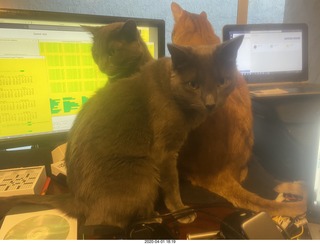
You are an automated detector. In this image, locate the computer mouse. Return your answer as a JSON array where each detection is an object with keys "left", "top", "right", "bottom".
[{"left": 219, "top": 209, "right": 256, "bottom": 239}]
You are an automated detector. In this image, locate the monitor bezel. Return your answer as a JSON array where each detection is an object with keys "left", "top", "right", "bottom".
[
  {"left": 0, "top": 8, "right": 165, "bottom": 57},
  {"left": 0, "top": 8, "right": 165, "bottom": 151}
]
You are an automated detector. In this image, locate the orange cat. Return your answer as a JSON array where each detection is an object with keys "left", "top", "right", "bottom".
[{"left": 171, "top": 2, "right": 307, "bottom": 217}]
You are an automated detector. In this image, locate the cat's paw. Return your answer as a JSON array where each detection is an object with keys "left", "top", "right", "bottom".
[
  {"left": 176, "top": 211, "right": 197, "bottom": 224},
  {"left": 274, "top": 181, "right": 307, "bottom": 197},
  {"left": 171, "top": 207, "right": 197, "bottom": 224},
  {"left": 139, "top": 211, "right": 163, "bottom": 224},
  {"left": 149, "top": 211, "right": 163, "bottom": 224}
]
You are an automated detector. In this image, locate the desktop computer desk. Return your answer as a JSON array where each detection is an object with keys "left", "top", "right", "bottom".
[
  {"left": 251, "top": 94, "right": 320, "bottom": 182},
  {"left": 0, "top": 149, "right": 314, "bottom": 239},
  {"left": 45, "top": 176, "right": 314, "bottom": 240},
  {"left": 2, "top": 94, "right": 319, "bottom": 240},
  {"left": 46, "top": 176, "right": 236, "bottom": 240}
]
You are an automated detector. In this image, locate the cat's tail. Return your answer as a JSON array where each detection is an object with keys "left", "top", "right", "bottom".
[{"left": 0, "top": 193, "right": 82, "bottom": 219}]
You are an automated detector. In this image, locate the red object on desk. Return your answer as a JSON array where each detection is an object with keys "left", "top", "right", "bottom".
[{"left": 40, "top": 177, "right": 51, "bottom": 195}]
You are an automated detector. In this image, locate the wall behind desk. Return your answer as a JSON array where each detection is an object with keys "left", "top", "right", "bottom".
[
  {"left": 1, "top": 0, "right": 284, "bottom": 55},
  {"left": 0, "top": 0, "right": 236, "bottom": 55},
  {"left": 284, "top": 0, "right": 320, "bottom": 84}
]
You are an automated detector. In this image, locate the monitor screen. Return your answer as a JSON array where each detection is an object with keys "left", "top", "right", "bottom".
[
  {"left": 233, "top": 30, "right": 303, "bottom": 76},
  {"left": 0, "top": 9, "right": 165, "bottom": 152},
  {"left": 223, "top": 23, "right": 308, "bottom": 83}
]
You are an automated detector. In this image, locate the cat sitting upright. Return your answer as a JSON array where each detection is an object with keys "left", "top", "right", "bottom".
[
  {"left": 0, "top": 36, "right": 244, "bottom": 228},
  {"left": 83, "top": 20, "right": 153, "bottom": 81},
  {"left": 171, "top": 2, "right": 307, "bottom": 217}
]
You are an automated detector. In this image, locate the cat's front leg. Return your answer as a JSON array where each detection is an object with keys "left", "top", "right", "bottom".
[{"left": 159, "top": 152, "right": 196, "bottom": 224}]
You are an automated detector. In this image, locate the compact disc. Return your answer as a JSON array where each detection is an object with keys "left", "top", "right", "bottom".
[{"left": 4, "top": 214, "right": 70, "bottom": 240}]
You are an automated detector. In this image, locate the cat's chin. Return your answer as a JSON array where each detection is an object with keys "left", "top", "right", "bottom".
[
  {"left": 208, "top": 105, "right": 224, "bottom": 115},
  {"left": 191, "top": 114, "right": 209, "bottom": 129}
]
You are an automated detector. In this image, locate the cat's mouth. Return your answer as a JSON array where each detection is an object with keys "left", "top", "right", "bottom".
[
  {"left": 103, "top": 61, "right": 140, "bottom": 80},
  {"left": 100, "top": 64, "right": 121, "bottom": 79},
  {"left": 205, "top": 104, "right": 216, "bottom": 112}
]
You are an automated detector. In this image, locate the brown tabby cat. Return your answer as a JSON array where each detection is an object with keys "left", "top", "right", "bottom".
[
  {"left": 171, "top": 2, "right": 307, "bottom": 217},
  {"left": 0, "top": 37, "right": 244, "bottom": 228},
  {"left": 83, "top": 20, "right": 153, "bottom": 80}
]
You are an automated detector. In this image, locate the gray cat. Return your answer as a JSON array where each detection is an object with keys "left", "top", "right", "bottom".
[
  {"left": 0, "top": 36, "right": 243, "bottom": 229},
  {"left": 83, "top": 20, "right": 153, "bottom": 81}
]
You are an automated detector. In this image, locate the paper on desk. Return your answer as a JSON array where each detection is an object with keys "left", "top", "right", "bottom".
[{"left": 252, "top": 88, "right": 289, "bottom": 95}]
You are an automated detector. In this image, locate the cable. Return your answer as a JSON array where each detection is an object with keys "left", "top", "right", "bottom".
[
  {"left": 272, "top": 215, "right": 307, "bottom": 239},
  {"left": 130, "top": 203, "right": 247, "bottom": 240},
  {"left": 291, "top": 225, "right": 304, "bottom": 240}
]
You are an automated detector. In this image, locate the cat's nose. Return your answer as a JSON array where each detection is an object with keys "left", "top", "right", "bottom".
[
  {"left": 205, "top": 94, "right": 216, "bottom": 111},
  {"left": 205, "top": 104, "right": 216, "bottom": 111}
]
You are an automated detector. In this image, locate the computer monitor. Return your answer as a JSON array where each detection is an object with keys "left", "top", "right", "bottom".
[
  {"left": 0, "top": 9, "right": 165, "bottom": 157},
  {"left": 222, "top": 23, "right": 308, "bottom": 83}
]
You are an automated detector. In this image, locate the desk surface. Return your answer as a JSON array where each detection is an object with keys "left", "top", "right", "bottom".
[
  {"left": 46, "top": 177, "right": 236, "bottom": 239},
  {"left": 44, "top": 177, "right": 313, "bottom": 240}
]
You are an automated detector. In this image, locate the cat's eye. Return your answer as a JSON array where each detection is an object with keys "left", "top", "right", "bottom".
[
  {"left": 221, "top": 75, "right": 233, "bottom": 85},
  {"left": 108, "top": 49, "right": 116, "bottom": 57},
  {"left": 188, "top": 80, "right": 200, "bottom": 89}
]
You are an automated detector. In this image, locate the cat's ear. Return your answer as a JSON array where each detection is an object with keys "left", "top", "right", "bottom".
[
  {"left": 167, "top": 43, "right": 192, "bottom": 70},
  {"left": 200, "top": 11, "right": 207, "bottom": 19},
  {"left": 81, "top": 25, "right": 100, "bottom": 36},
  {"left": 216, "top": 35, "right": 244, "bottom": 65},
  {"left": 120, "top": 20, "right": 138, "bottom": 42},
  {"left": 171, "top": 2, "right": 184, "bottom": 23}
]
